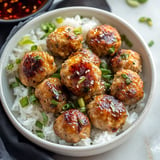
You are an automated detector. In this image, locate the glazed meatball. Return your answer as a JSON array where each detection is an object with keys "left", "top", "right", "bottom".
[
  {"left": 60, "top": 54, "right": 105, "bottom": 99},
  {"left": 110, "top": 49, "right": 142, "bottom": 73},
  {"left": 54, "top": 109, "right": 91, "bottom": 143},
  {"left": 87, "top": 95, "right": 127, "bottom": 132},
  {"left": 69, "top": 48, "right": 101, "bottom": 67},
  {"left": 35, "top": 77, "right": 67, "bottom": 113},
  {"left": 86, "top": 24, "right": 121, "bottom": 57},
  {"left": 19, "top": 51, "right": 57, "bottom": 87},
  {"left": 110, "top": 69, "right": 144, "bottom": 105},
  {"left": 47, "top": 25, "right": 83, "bottom": 59}
]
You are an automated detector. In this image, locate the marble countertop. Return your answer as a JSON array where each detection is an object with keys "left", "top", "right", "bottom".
[{"left": 54, "top": 0, "right": 160, "bottom": 159}]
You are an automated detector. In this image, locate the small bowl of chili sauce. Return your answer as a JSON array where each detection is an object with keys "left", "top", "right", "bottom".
[{"left": 0, "top": 0, "right": 53, "bottom": 23}]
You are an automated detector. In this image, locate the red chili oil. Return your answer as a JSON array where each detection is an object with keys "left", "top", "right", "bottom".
[{"left": 0, "top": 0, "right": 47, "bottom": 20}]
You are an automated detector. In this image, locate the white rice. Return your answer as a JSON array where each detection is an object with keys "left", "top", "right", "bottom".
[{"left": 7, "top": 15, "right": 145, "bottom": 146}]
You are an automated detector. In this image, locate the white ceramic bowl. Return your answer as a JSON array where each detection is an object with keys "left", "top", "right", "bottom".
[{"left": 0, "top": 7, "right": 156, "bottom": 157}]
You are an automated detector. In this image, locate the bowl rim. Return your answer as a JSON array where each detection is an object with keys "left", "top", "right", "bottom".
[
  {"left": 0, "top": 0, "right": 54, "bottom": 23},
  {"left": 0, "top": 6, "right": 156, "bottom": 154}
]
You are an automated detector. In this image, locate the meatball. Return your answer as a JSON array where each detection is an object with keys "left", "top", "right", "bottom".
[
  {"left": 19, "top": 51, "right": 57, "bottom": 87},
  {"left": 60, "top": 54, "right": 105, "bottom": 99},
  {"left": 35, "top": 77, "right": 67, "bottom": 113},
  {"left": 54, "top": 109, "right": 91, "bottom": 143},
  {"left": 69, "top": 48, "right": 101, "bottom": 67},
  {"left": 110, "top": 49, "right": 142, "bottom": 73},
  {"left": 87, "top": 94, "right": 127, "bottom": 132},
  {"left": 110, "top": 69, "right": 144, "bottom": 105},
  {"left": 86, "top": 24, "right": 121, "bottom": 57},
  {"left": 47, "top": 25, "right": 83, "bottom": 59}
]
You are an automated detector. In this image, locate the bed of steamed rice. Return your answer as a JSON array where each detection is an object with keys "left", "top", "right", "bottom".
[{"left": 7, "top": 15, "right": 145, "bottom": 146}]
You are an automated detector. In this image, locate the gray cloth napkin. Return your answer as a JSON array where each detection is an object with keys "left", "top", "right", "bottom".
[{"left": 0, "top": 0, "right": 111, "bottom": 160}]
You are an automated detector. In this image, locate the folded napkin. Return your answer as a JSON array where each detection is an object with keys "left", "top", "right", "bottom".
[{"left": 0, "top": 1, "right": 111, "bottom": 159}]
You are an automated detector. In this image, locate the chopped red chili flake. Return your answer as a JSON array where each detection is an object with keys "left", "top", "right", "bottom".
[{"left": 0, "top": 0, "right": 47, "bottom": 20}]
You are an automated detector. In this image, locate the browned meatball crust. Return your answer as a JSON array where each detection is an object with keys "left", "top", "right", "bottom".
[
  {"left": 86, "top": 24, "right": 121, "bottom": 57},
  {"left": 87, "top": 94, "right": 127, "bottom": 132},
  {"left": 35, "top": 77, "right": 67, "bottom": 113},
  {"left": 110, "top": 69, "right": 144, "bottom": 105},
  {"left": 54, "top": 109, "right": 91, "bottom": 143},
  {"left": 110, "top": 49, "right": 142, "bottom": 73},
  {"left": 69, "top": 48, "right": 101, "bottom": 67},
  {"left": 60, "top": 54, "right": 105, "bottom": 99},
  {"left": 47, "top": 25, "right": 83, "bottom": 59},
  {"left": 19, "top": 51, "right": 57, "bottom": 87}
]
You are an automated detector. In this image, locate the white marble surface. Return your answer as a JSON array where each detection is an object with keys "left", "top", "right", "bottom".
[{"left": 54, "top": 0, "right": 160, "bottom": 159}]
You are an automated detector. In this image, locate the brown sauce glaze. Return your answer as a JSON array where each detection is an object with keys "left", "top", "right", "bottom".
[{"left": 23, "top": 54, "right": 43, "bottom": 78}]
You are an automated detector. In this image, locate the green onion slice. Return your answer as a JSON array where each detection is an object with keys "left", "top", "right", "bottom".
[
  {"left": 78, "top": 76, "right": 86, "bottom": 84},
  {"left": 7, "top": 63, "right": 14, "bottom": 70},
  {"left": 148, "top": 40, "right": 154, "bottom": 47},
  {"left": 56, "top": 17, "right": 64, "bottom": 24},
  {"left": 35, "top": 120, "right": 43, "bottom": 129},
  {"left": 20, "top": 96, "right": 29, "bottom": 107},
  {"left": 51, "top": 99, "right": 59, "bottom": 107},
  {"left": 51, "top": 73, "right": 61, "bottom": 79},
  {"left": 10, "top": 81, "right": 19, "bottom": 88},
  {"left": 29, "top": 94, "right": 37, "bottom": 104},
  {"left": 18, "top": 36, "right": 34, "bottom": 46},
  {"left": 73, "top": 27, "right": 82, "bottom": 35},
  {"left": 78, "top": 98, "right": 85, "bottom": 108},
  {"left": 35, "top": 130, "right": 45, "bottom": 138},
  {"left": 41, "top": 112, "right": 48, "bottom": 126}
]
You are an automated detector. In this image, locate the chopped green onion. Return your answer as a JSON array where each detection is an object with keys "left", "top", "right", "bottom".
[
  {"left": 31, "top": 45, "right": 38, "bottom": 51},
  {"left": 146, "top": 18, "right": 152, "bottom": 26},
  {"left": 62, "top": 102, "right": 75, "bottom": 111},
  {"left": 7, "top": 63, "right": 14, "bottom": 70},
  {"left": 10, "top": 81, "right": 19, "bottom": 88},
  {"left": 29, "top": 94, "right": 37, "bottom": 104},
  {"left": 73, "top": 27, "right": 82, "bottom": 35},
  {"left": 51, "top": 73, "right": 61, "bottom": 79},
  {"left": 78, "top": 98, "right": 85, "bottom": 108},
  {"left": 79, "top": 107, "right": 86, "bottom": 113},
  {"left": 121, "top": 73, "right": 128, "bottom": 79},
  {"left": 126, "top": 0, "right": 140, "bottom": 7},
  {"left": 102, "top": 74, "right": 113, "bottom": 80},
  {"left": 108, "top": 47, "right": 115, "bottom": 54},
  {"left": 36, "top": 130, "right": 44, "bottom": 138},
  {"left": 20, "top": 96, "right": 29, "bottom": 107},
  {"left": 62, "top": 103, "right": 70, "bottom": 110},
  {"left": 40, "top": 23, "right": 56, "bottom": 39},
  {"left": 148, "top": 40, "right": 154, "bottom": 47},
  {"left": 34, "top": 55, "right": 42, "bottom": 61},
  {"left": 121, "top": 74, "right": 132, "bottom": 85},
  {"left": 78, "top": 76, "right": 86, "bottom": 84},
  {"left": 41, "top": 112, "right": 48, "bottom": 126},
  {"left": 16, "top": 59, "right": 21, "bottom": 64},
  {"left": 51, "top": 99, "right": 59, "bottom": 107},
  {"left": 15, "top": 77, "right": 26, "bottom": 87},
  {"left": 35, "top": 120, "right": 43, "bottom": 129},
  {"left": 120, "top": 53, "right": 129, "bottom": 60},
  {"left": 100, "top": 68, "right": 112, "bottom": 74},
  {"left": 139, "top": 17, "right": 152, "bottom": 26},
  {"left": 138, "top": 0, "right": 148, "bottom": 3},
  {"left": 126, "top": 78, "right": 132, "bottom": 85},
  {"left": 56, "top": 17, "right": 64, "bottom": 24},
  {"left": 18, "top": 36, "right": 34, "bottom": 46},
  {"left": 100, "top": 61, "right": 108, "bottom": 69},
  {"left": 104, "top": 81, "right": 111, "bottom": 90}
]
